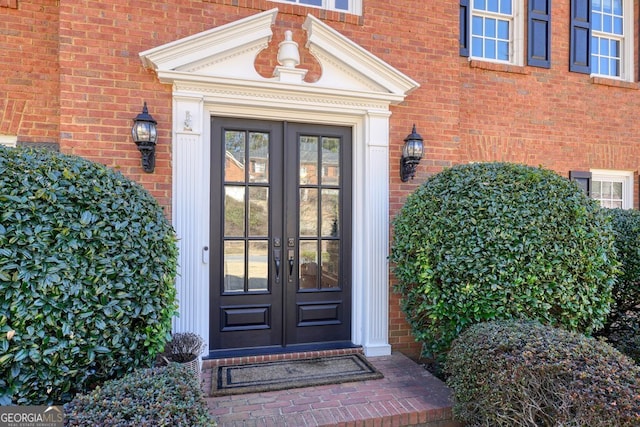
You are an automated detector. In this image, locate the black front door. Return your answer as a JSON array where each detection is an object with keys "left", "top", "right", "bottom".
[{"left": 210, "top": 118, "right": 352, "bottom": 352}]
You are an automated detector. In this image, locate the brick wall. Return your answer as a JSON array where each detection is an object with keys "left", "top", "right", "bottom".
[
  {"left": 0, "top": 0, "right": 59, "bottom": 143},
  {"left": 457, "top": 0, "right": 640, "bottom": 208},
  {"left": 7, "top": 0, "right": 640, "bottom": 359}
]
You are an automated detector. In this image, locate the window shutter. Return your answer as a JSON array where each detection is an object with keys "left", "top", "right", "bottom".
[
  {"left": 569, "top": 171, "right": 592, "bottom": 196},
  {"left": 460, "top": 0, "right": 470, "bottom": 57},
  {"left": 528, "top": 0, "right": 551, "bottom": 68},
  {"left": 570, "top": 0, "right": 591, "bottom": 73}
]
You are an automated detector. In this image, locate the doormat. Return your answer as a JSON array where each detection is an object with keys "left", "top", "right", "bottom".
[{"left": 211, "top": 353, "right": 383, "bottom": 396}]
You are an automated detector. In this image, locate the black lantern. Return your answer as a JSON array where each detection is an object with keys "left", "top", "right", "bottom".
[
  {"left": 131, "top": 102, "right": 157, "bottom": 173},
  {"left": 400, "top": 124, "right": 423, "bottom": 182}
]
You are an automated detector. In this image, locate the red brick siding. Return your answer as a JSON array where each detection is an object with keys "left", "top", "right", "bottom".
[
  {"left": 458, "top": 0, "right": 640, "bottom": 209},
  {"left": 0, "top": 0, "right": 59, "bottom": 143},
  {"left": 7, "top": 0, "right": 640, "bottom": 358},
  {"left": 0, "top": 0, "right": 18, "bottom": 10}
]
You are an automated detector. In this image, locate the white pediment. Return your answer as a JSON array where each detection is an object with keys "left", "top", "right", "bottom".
[{"left": 139, "top": 8, "right": 418, "bottom": 101}]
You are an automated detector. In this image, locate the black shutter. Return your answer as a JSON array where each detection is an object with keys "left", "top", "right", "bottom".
[
  {"left": 460, "top": 0, "right": 470, "bottom": 57},
  {"left": 569, "top": 0, "right": 591, "bottom": 73},
  {"left": 569, "top": 171, "right": 592, "bottom": 196},
  {"left": 528, "top": 0, "right": 551, "bottom": 68}
]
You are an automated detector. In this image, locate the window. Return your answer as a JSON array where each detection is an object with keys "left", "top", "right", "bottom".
[
  {"left": 270, "top": 0, "right": 360, "bottom": 15},
  {"left": 0, "top": 135, "right": 17, "bottom": 147},
  {"left": 570, "top": 169, "right": 634, "bottom": 209},
  {"left": 570, "top": 0, "right": 634, "bottom": 80},
  {"left": 471, "top": 0, "right": 513, "bottom": 62},
  {"left": 460, "top": 1, "right": 550, "bottom": 68},
  {"left": 592, "top": 170, "right": 633, "bottom": 209}
]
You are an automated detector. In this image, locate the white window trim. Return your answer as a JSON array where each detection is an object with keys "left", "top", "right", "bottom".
[
  {"left": 591, "top": 0, "right": 634, "bottom": 81},
  {"left": 591, "top": 169, "right": 634, "bottom": 209},
  {"left": 470, "top": 0, "right": 524, "bottom": 66},
  {"left": 0, "top": 135, "right": 17, "bottom": 147},
  {"left": 269, "top": 0, "right": 362, "bottom": 15}
]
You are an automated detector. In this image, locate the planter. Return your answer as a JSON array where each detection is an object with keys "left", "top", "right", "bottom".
[
  {"left": 161, "top": 353, "right": 201, "bottom": 378},
  {"left": 178, "top": 356, "right": 201, "bottom": 378},
  {"left": 161, "top": 332, "right": 206, "bottom": 379}
]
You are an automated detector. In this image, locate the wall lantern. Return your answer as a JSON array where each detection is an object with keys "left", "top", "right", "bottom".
[
  {"left": 131, "top": 102, "right": 157, "bottom": 173},
  {"left": 400, "top": 124, "right": 424, "bottom": 182}
]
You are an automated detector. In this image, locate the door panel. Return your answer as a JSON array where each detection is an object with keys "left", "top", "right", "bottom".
[
  {"left": 211, "top": 119, "right": 283, "bottom": 349},
  {"left": 285, "top": 123, "right": 352, "bottom": 345},
  {"left": 210, "top": 118, "right": 351, "bottom": 352}
]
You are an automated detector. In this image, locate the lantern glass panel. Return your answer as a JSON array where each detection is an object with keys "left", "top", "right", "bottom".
[
  {"left": 133, "top": 122, "right": 157, "bottom": 143},
  {"left": 404, "top": 139, "right": 423, "bottom": 159}
]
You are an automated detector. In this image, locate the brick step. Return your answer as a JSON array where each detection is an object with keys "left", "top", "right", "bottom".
[{"left": 202, "top": 352, "right": 460, "bottom": 427}]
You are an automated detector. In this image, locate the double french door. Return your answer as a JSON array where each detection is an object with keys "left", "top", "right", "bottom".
[{"left": 210, "top": 118, "right": 352, "bottom": 352}]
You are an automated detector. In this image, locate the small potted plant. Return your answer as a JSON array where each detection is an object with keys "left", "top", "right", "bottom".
[{"left": 161, "top": 332, "right": 206, "bottom": 376}]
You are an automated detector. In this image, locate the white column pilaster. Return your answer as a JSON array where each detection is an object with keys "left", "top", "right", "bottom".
[
  {"left": 360, "top": 111, "right": 392, "bottom": 356},
  {"left": 171, "top": 93, "right": 210, "bottom": 352}
]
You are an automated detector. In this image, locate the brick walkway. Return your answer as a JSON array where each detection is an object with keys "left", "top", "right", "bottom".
[{"left": 202, "top": 352, "right": 459, "bottom": 427}]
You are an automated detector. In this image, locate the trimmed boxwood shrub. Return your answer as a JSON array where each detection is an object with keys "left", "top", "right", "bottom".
[
  {"left": 391, "top": 162, "right": 617, "bottom": 357},
  {"left": 0, "top": 147, "right": 178, "bottom": 404},
  {"left": 64, "top": 364, "right": 216, "bottom": 426},
  {"left": 597, "top": 208, "right": 640, "bottom": 363},
  {"left": 446, "top": 320, "right": 640, "bottom": 427}
]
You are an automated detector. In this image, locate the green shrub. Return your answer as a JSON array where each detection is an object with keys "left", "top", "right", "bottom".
[
  {"left": 64, "top": 364, "right": 216, "bottom": 426},
  {"left": 446, "top": 320, "right": 640, "bottom": 427},
  {"left": 606, "top": 209, "right": 640, "bottom": 316},
  {"left": 598, "top": 209, "right": 640, "bottom": 361},
  {"left": 0, "top": 147, "right": 178, "bottom": 404},
  {"left": 390, "top": 162, "right": 616, "bottom": 356},
  {"left": 603, "top": 312, "right": 640, "bottom": 364}
]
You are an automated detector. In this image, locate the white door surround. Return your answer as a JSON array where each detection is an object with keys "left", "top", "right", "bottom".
[{"left": 140, "top": 8, "right": 419, "bottom": 357}]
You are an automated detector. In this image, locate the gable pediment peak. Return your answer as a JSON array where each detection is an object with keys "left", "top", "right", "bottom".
[{"left": 139, "top": 8, "right": 418, "bottom": 100}]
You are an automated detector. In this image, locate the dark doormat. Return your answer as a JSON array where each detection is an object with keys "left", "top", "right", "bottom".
[{"left": 210, "top": 353, "right": 383, "bottom": 396}]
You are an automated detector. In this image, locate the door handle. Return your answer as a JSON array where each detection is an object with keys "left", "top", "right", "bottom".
[
  {"left": 288, "top": 249, "right": 295, "bottom": 276},
  {"left": 274, "top": 249, "right": 281, "bottom": 283}
]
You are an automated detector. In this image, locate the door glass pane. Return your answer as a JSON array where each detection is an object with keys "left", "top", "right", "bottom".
[
  {"left": 299, "top": 240, "right": 318, "bottom": 289},
  {"left": 224, "top": 241, "right": 245, "bottom": 292},
  {"left": 248, "top": 187, "right": 269, "bottom": 236},
  {"left": 300, "top": 136, "right": 318, "bottom": 185},
  {"left": 321, "top": 189, "right": 339, "bottom": 237},
  {"left": 248, "top": 240, "right": 268, "bottom": 291},
  {"left": 249, "top": 132, "right": 269, "bottom": 183},
  {"left": 225, "top": 131, "right": 246, "bottom": 182},
  {"left": 321, "top": 137, "right": 340, "bottom": 185},
  {"left": 300, "top": 188, "right": 318, "bottom": 236},
  {"left": 321, "top": 240, "right": 339, "bottom": 289},
  {"left": 224, "top": 186, "right": 245, "bottom": 237}
]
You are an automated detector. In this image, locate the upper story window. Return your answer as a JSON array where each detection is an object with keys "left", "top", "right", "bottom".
[
  {"left": 471, "top": 0, "right": 514, "bottom": 62},
  {"left": 570, "top": 0, "right": 634, "bottom": 81},
  {"left": 591, "top": 0, "right": 632, "bottom": 79},
  {"left": 460, "top": 1, "right": 549, "bottom": 68},
  {"left": 271, "top": 0, "right": 361, "bottom": 15}
]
